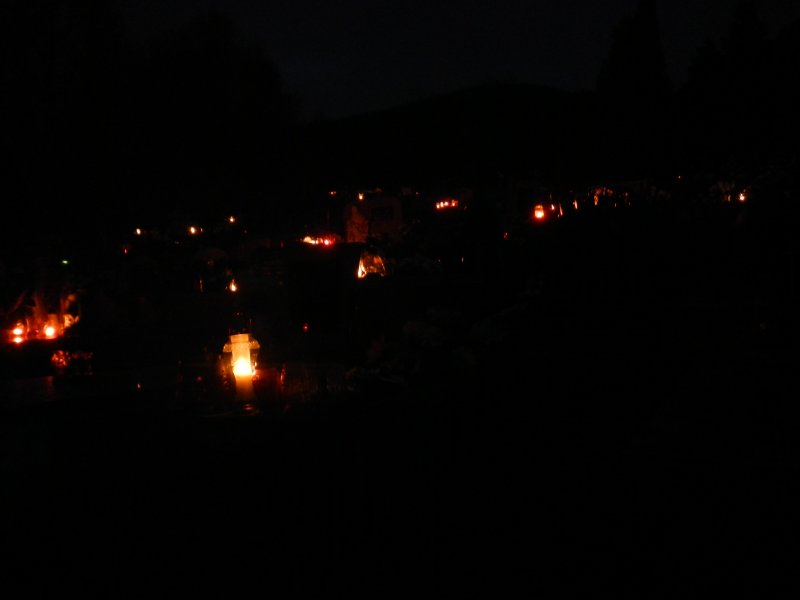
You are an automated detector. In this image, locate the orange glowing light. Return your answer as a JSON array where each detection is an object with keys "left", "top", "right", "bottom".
[
  {"left": 233, "top": 357, "right": 253, "bottom": 378},
  {"left": 135, "top": 228, "right": 142, "bottom": 236},
  {"left": 229, "top": 280, "right": 238, "bottom": 292},
  {"left": 189, "top": 226, "right": 198, "bottom": 235},
  {"left": 44, "top": 325, "right": 57, "bottom": 338},
  {"left": 573, "top": 200, "right": 579, "bottom": 210},
  {"left": 357, "top": 252, "right": 387, "bottom": 278},
  {"left": 12, "top": 326, "right": 24, "bottom": 336},
  {"left": 357, "top": 193, "right": 365, "bottom": 201},
  {"left": 738, "top": 192, "right": 747, "bottom": 203},
  {"left": 229, "top": 216, "right": 236, "bottom": 223},
  {"left": 13, "top": 336, "right": 24, "bottom": 344},
  {"left": 533, "top": 205, "right": 546, "bottom": 220}
]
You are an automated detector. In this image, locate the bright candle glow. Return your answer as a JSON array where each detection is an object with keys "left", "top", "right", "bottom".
[
  {"left": 533, "top": 205, "right": 546, "bottom": 220},
  {"left": 12, "top": 326, "right": 23, "bottom": 336},
  {"left": 233, "top": 357, "right": 253, "bottom": 377},
  {"left": 13, "top": 336, "right": 23, "bottom": 344},
  {"left": 229, "top": 280, "right": 238, "bottom": 292},
  {"left": 135, "top": 228, "right": 142, "bottom": 235},
  {"left": 229, "top": 216, "right": 236, "bottom": 223},
  {"left": 44, "top": 325, "right": 57, "bottom": 338},
  {"left": 189, "top": 226, "right": 198, "bottom": 235}
]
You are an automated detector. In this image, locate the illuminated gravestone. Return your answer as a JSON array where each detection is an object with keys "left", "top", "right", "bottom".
[{"left": 222, "top": 333, "right": 260, "bottom": 413}]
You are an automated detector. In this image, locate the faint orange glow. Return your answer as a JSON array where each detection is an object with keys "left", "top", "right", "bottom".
[
  {"left": 189, "top": 226, "right": 198, "bottom": 235},
  {"left": 228, "top": 279, "right": 238, "bottom": 292},
  {"left": 229, "top": 216, "right": 236, "bottom": 223},
  {"left": 51, "top": 350, "right": 69, "bottom": 369},
  {"left": 357, "top": 251, "right": 387, "bottom": 278},
  {"left": 593, "top": 186, "right": 614, "bottom": 206},
  {"left": 573, "top": 199, "right": 579, "bottom": 210},
  {"left": 738, "top": 191, "right": 747, "bottom": 203},
  {"left": 357, "top": 192, "right": 365, "bottom": 201},
  {"left": 503, "top": 231, "right": 509, "bottom": 239},
  {"left": 135, "top": 228, "right": 142, "bottom": 236},
  {"left": 329, "top": 190, "right": 337, "bottom": 197},
  {"left": 533, "top": 204, "right": 546, "bottom": 220},
  {"left": 302, "top": 323, "right": 309, "bottom": 333}
]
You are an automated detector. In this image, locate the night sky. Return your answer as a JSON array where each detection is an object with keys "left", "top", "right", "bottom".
[{"left": 118, "top": 0, "right": 800, "bottom": 119}]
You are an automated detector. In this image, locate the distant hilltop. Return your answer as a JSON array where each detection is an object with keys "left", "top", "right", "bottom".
[{"left": 304, "top": 83, "right": 597, "bottom": 191}]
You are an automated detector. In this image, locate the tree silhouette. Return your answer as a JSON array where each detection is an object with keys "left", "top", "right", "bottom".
[
  {"left": 0, "top": 0, "right": 134, "bottom": 257},
  {"left": 676, "top": 0, "right": 784, "bottom": 178},
  {"left": 129, "top": 10, "right": 301, "bottom": 228},
  {"left": 595, "top": 0, "right": 673, "bottom": 181},
  {"left": 0, "top": 2, "right": 300, "bottom": 256}
]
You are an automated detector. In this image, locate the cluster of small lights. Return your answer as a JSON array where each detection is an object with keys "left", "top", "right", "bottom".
[
  {"left": 593, "top": 186, "right": 614, "bottom": 206},
  {"left": 435, "top": 198, "right": 459, "bottom": 210},
  {"left": 301, "top": 235, "right": 336, "bottom": 246},
  {"left": 8, "top": 317, "right": 71, "bottom": 344}
]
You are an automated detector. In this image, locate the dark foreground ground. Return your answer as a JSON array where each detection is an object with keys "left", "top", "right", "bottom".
[{"left": 2, "top": 202, "right": 798, "bottom": 596}]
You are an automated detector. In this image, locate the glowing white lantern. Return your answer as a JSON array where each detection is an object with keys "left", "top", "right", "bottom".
[{"left": 223, "top": 333, "right": 260, "bottom": 407}]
